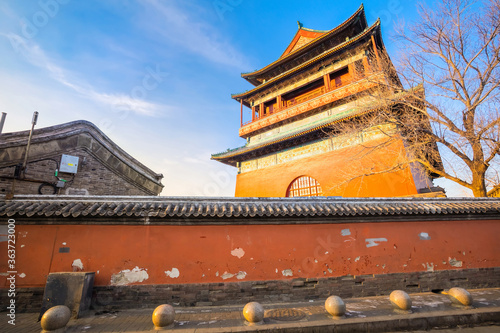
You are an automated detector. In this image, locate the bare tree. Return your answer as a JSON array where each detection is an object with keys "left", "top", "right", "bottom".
[
  {"left": 391, "top": 0, "right": 500, "bottom": 197},
  {"left": 329, "top": 0, "right": 499, "bottom": 197}
]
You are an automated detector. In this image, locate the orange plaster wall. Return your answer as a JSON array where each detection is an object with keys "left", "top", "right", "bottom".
[
  {"left": 1, "top": 219, "right": 499, "bottom": 288},
  {"left": 235, "top": 138, "right": 418, "bottom": 197}
]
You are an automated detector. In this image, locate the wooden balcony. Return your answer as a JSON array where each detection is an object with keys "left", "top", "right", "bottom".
[
  {"left": 285, "top": 86, "right": 325, "bottom": 108},
  {"left": 239, "top": 76, "right": 381, "bottom": 138}
]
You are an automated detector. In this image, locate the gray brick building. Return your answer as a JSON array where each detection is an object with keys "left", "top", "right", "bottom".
[{"left": 0, "top": 120, "right": 164, "bottom": 196}]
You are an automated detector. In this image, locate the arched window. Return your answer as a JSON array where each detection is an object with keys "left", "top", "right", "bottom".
[{"left": 286, "top": 176, "right": 323, "bottom": 197}]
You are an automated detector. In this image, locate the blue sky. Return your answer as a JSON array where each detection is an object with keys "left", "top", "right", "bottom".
[{"left": 0, "top": 0, "right": 469, "bottom": 196}]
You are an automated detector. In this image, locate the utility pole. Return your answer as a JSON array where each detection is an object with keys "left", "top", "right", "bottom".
[
  {"left": 21, "top": 111, "right": 39, "bottom": 177},
  {"left": 0, "top": 112, "right": 6, "bottom": 134},
  {"left": 6, "top": 111, "right": 38, "bottom": 200}
]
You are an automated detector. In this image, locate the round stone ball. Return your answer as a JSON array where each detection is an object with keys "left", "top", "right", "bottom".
[
  {"left": 390, "top": 290, "right": 412, "bottom": 310},
  {"left": 41, "top": 305, "right": 71, "bottom": 331},
  {"left": 325, "top": 295, "right": 346, "bottom": 317},
  {"left": 448, "top": 287, "right": 473, "bottom": 306},
  {"left": 152, "top": 304, "right": 175, "bottom": 328},
  {"left": 243, "top": 302, "right": 264, "bottom": 323}
]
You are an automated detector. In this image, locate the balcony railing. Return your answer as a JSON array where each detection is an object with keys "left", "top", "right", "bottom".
[
  {"left": 241, "top": 73, "right": 368, "bottom": 127},
  {"left": 284, "top": 86, "right": 325, "bottom": 108}
]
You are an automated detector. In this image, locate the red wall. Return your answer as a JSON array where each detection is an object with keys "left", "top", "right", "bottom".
[
  {"left": 235, "top": 138, "right": 418, "bottom": 197},
  {"left": 1, "top": 219, "right": 499, "bottom": 288}
]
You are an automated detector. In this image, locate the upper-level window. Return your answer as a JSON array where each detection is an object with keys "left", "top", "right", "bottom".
[
  {"left": 329, "top": 67, "right": 350, "bottom": 88},
  {"left": 286, "top": 175, "right": 323, "bottom": 197},
  {"left": 282, "top": 79, "right": 324, "bottom": 108},
  {"left": 263, "top": 98, "right": 277, "bottom": 116}
]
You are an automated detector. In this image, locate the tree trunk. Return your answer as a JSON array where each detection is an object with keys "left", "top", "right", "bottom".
[{"left": 471, "top": 169, "right": 488, "bottom": 197}]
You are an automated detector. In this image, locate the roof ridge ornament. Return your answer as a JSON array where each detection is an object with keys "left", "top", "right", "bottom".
[{"left": 297, "top": 21, "right": 303, "bottom": 29}]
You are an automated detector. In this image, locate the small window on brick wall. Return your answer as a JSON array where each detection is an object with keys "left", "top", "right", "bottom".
[{"left": 286, "top": 176, "right": 323, "bottom": 197}]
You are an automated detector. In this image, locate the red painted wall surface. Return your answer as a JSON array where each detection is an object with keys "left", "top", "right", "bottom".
[
  {"left": 235, "top": 138, "right": 418, "bottom": 197},
  {"left": 1, "top": 219, "right": 499, "bottom": 288}
]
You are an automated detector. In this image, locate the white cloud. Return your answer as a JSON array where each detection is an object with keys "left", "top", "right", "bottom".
[
  {"left": 2, "top": 33, "right": 165, "bottom": 116},
  {"left": 143, "top": 0, "right": 249, "bottom": 70}
]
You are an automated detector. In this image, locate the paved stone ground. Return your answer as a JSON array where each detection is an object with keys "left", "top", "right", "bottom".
[{"left": 2, "top": 288, "right": 499, "bottom": 332}]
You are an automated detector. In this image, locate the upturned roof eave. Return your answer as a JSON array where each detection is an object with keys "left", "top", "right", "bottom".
[
  {"left": 232, "top": 19, "right": 381, "bottom": 101},
  {"left": 240, "top": 4, "right": 367, "bottom": 82},
  {"left": 211, "top": 109, "right": 371, "bottom": 164},
  {"left": 216, "top": 85, "right": 426, "bottom": 163},
  {"left": 279, "top": 27, "right": 328, "bottom": 59}
]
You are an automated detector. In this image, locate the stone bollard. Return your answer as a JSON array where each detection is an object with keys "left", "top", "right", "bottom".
[
  {"left": 40, "top": 305, "right": 71, "bottom": 333},
  {"left": 447, "top": 287, "right": 473, "bottom": 307},
  {"left": 389, "top": 290, "right": 412, "bottom": 311},
  {"left": 243, "top": 301, "right": 264, "bottom": 325},
  {"left": 152, "top": 304, "right": 175, "bottom": 330},
  {"left": 325, "top": 295, "right": 346, "bottom": 318}
]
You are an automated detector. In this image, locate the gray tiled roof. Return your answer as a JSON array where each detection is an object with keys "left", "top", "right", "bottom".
[{"left": 1, "top": 195, "right": 499, "bottom": 221}]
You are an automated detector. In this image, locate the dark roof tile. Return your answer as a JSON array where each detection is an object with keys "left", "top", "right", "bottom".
[{"left": 0, "top": 196, "right": 498, "bottom": 222}]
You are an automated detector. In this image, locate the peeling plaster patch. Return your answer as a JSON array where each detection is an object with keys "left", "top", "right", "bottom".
[
  {"left": 382, "top": 264, "right": 386, "bottom": 269},
  {"left": 419, "top": 232, "right": 431, "bottom": 240},
  {"left": 365, "top": 238, "right": 388, "bottom": 248},
  {"left": 221, "top": 272, "right": 234, "bottom": 280},
  {"left": 328, "top": 268, "right": 333, "bottom": 273},
  {"left": 110, "top": 267, "right": 149, "bottom": 286},
  {"left": 282, "top": 269, "right": 293, "bottom": 277},
  {"left": 72, "top": 259, "right": 84, "bottom": 270},
  {"left": 236, "top": 271, "right": 247, "bottom": 279},
  {"left": 403, "top": 264, "right": 407, "bottom": 267},
  {"left": 62, "top": 242, "right": 67, "bottom": 245},
  {"left": 426, "top": 262, "right": 435, "bottom": 272},
  {"left": 97, "top": 271, "right": 99, "bottom": 274},
  {"left": 216, "top": 271, "right": 219, "bottom": 277},
  {"left": 341, "top": 229, "right": 351, "bottom": 236},
  {"left": 354, "top": 256, "right": 360, "bottom": 262},
  {"left": 165, "top": 268, "right": 180, "bottom": 278},
  {"left": 19, "top": 273, "right": 26, "bottom": 278},
  {"left": 21, "top": 244, "right": 25, "bottom": 248},
  {"left": 462, "top": 251, "right": 466, "bottom": 256},
  {"left": 231, "top": 248, "right": 245, "bottom": 259},
  {"left": 449, "top": 257, "right": 463, "bottom": 267},
  {"left": 275, "top": 268, "right": 278, "bottom": 273}
]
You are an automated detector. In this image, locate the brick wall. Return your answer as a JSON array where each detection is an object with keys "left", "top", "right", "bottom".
[
  {"left": 0, "top": 148, "right": 153, "bottom": 196},
  {"left": 91, "top": 268, "right": 500, "bottom": 309},
  {"left": 2, "top": 268, "right": 499, "bottom": 312},
  {"left": 0, "top": 121, "right": 163, "bottom": 195}
]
